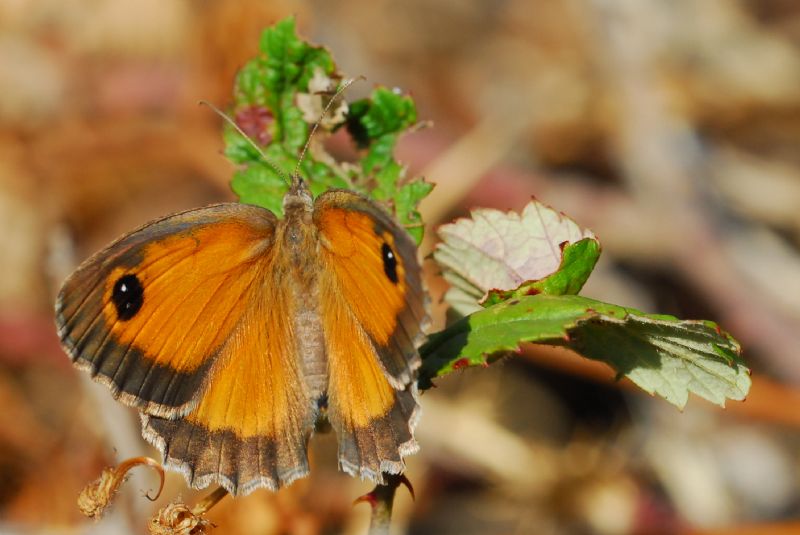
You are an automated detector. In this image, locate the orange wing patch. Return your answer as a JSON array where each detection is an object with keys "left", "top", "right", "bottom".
[
  {"left": 186, "top": 266, "right": 306, "bottom": 438},
  {"left": 314, "top": 191, "right": 428, "bottom": 388},
  {"left": 323, "top": 288, "right": 396, "bottom": 427},
  {"left": 143, "top": 255, "right": 315, "bottom": 495},
  {"left": 316, "top": 208, "right": 406, "bottom": 345}
]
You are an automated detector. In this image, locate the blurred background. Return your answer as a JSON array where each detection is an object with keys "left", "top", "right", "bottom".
[{"left": 1, "top": 0, "right": 800, "bottom": 533}]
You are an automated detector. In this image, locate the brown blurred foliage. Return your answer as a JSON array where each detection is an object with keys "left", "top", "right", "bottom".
[{"left": 1, "top": 0, "right": 800, "bottom": 534}]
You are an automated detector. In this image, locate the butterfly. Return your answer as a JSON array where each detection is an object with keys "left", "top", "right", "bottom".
[{"left": 55, "top": 173, "right": 428, "bottom": 496}]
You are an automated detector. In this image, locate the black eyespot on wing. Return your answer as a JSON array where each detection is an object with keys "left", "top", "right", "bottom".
[
  {"left": 112, "top": 274, "right": 144, "bottom": 321},
  {"left": 381, "top": 242, "right": 398, "bottom": 284}
]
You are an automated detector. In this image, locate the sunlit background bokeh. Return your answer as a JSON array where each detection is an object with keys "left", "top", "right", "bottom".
[{"left": 1, "top": 1, "right": 800, "bottom": 534}]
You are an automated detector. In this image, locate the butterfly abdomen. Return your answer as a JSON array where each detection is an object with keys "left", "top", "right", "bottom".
[{"left": 292, "top": 279, "right": 329, "bottom": 407}]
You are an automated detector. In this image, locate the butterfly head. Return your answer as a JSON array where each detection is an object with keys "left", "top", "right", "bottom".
[{"left": 284, "top": 174, "right": 313, "bottom": 214}]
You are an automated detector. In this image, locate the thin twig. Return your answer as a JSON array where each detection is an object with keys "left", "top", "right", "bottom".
[{"left": 192, "top": 485, "right": 229, "bottom": 516}]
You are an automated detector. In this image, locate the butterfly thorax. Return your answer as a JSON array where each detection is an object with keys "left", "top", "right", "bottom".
[{"left": 281, "top": 177, "right": 317, "bottom": 267}]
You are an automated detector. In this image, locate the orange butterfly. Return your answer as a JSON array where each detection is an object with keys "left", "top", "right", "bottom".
[{"left": 55, "top": 173, "right": 428, "bottom": 496}]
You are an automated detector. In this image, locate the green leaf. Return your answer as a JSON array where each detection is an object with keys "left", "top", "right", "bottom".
[
  {"left": 482, "top": 238, "right": 601, "bottom": 306},
  {"left": 224, "top": 126, "right": 264, "bottom": 165},
  {"left": 224, "top": 17, "right": 431, "bottom": 237},
  {"left": 348, "top": 88, "right": 417, "bottom": 148},
  {"left": 282, "top": 104, "right": 309, "bottom": 153},
  {"left": 434, "top": 199, "right": 599, "bottom": 314},
  {"left": 369, "top": 146, "right": 403, "bottom": 201},
  {"left": 258, "top": 17, "right": 335, "bottom": 117},
  {"left": 419, "top": 294, "right": 751, "bottom": 409},
  {"left": 230, "top": 162, "right": 287, "bottom": 214},
  {"left": 349, "top": 89, "right": 428, "bottom": 243},
  {"left": 231, "top": 16, "right": 334, "bottom": 157},
  {"left": 394, "top": 179, "right": 434, "bottom": 244},
  {"left": 235, "top": 61, "right": 268, "bottom": 106}
]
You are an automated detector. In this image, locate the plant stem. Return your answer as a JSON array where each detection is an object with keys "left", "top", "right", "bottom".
[{"left": 357, "top": 474, "right": 414, "bottom": 535}]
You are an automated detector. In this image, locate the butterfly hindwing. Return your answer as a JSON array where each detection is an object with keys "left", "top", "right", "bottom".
[
  {"left": 319, "top": 282, "right": 420, "bottom": 480},
  {"left": 56, "top": 203, "right": 279, "bottom": 418}
]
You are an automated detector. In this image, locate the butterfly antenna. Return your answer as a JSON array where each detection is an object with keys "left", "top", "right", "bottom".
[
  {"left": 199, "top": 100, "right": 291, "bottom": 187},
  {"left": 293, "top": 76, "right": 364, "bottom": 180}
]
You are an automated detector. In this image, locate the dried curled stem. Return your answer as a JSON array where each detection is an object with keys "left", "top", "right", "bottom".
[
  {"left": 78, "top": 456, "right": 165, "bottom": 519},
  {"left": 149, "top": 486, "right": 229, "bottom": 535}
]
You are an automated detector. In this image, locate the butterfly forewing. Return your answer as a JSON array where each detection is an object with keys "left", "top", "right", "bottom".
[
  {"left": 56, "top": 204, "right": 280, "bottom": 418},
  {"left": 314, "top": 190, "right": 428, "bottom": 387}
]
